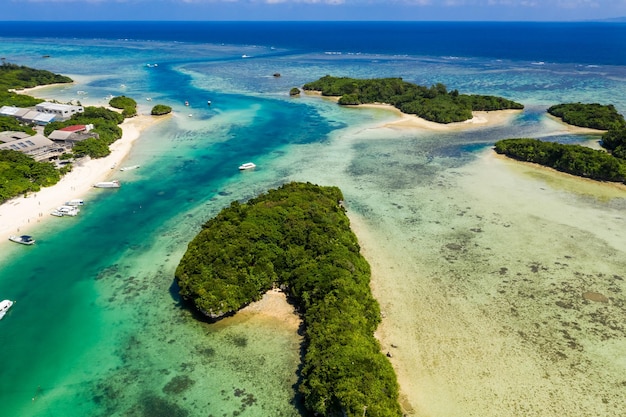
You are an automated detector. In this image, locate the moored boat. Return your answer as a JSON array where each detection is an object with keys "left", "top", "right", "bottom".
[
  {"left": 9, "top": 235, "right": 35, "bottom": 245},
  {"left": 0, "top": 300, "right": 14, "bottom": 320},
  {"left": 120, "top": 165, "right": 140, "bottom": 171},
  {"left": 94, "top": 180, "right": 121, "bottom": 188},
  {"left": 65, "top": 199, "right": 84, "bottom": 206},
  {"left": 51, "top": 205, "right": 80, "bottom": 217},
  {"left": 238, "top": 162, "right": 256, "bottom": 170}
]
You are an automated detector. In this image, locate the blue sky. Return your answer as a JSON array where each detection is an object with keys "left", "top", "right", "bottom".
[{"left": 2, "top": 0, "right": 626, "bottom": 21}]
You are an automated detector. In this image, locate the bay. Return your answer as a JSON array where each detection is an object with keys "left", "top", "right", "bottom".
[{"left": 0, "top": 22, "right": 625, "bottom": 417}]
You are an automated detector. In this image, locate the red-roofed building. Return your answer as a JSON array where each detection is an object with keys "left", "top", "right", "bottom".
[{"left": 59, "top": 125, "right": 86, "bottom": 133}]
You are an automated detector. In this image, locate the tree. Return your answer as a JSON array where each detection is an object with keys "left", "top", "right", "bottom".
[{"left": 151, "top": 104, "right": 172, "bottom": 116}]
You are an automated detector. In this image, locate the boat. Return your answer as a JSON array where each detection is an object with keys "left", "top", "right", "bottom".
[
  {"left": 51, "top": 205, "right": 80, "bottom": 217},
  {"left": 238, "top": 162, "right": 256, "bottom": 170},
  {"left": 94, "top": 180, "right": 121, "bottom": 188},
  {"left": 0, "top": 300, "right": 14, "bottom": 320},
  {"left": 185, "top": 101, "right": 189, "bottom": 106},
  {"left": 120, "top": 165, "right": 140, "bottom": 171},
  {"left": 65, "top": 199, "right": 84, "bottom": 206},
  {"left": 9, "top": 235, "right": 35, "bottom": 245}
]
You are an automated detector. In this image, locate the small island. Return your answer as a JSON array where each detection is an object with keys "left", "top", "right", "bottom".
[
  {"left": 150, "top": 104, "right": 172, "bottom": 116},
  {"left": 494, "top": 138, "right": 626, "bottom": 183},
  {"left": 176, "top": 182, "right": 403, "bottom": 417},
  {"left": 547, "top": 102, "right": 626, "bottom": 131},
  {"left": 302, "top": 75, "right": 524, "bottom": 124},
  {"left": 494, "top": 102, "right": 626, "bottom": 183}
]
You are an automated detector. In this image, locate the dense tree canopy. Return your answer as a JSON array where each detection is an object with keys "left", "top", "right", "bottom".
[
  {"left": 109, "top": 95, "right": 137, "bottom": 118},
  {"left": 150, "top": 104, "right": 172, "bottom": 116},
  {"left": 0, "top": 62, "right": 73, "bottom": 91},
  {"left": 0, "top": 149, "right": 61, "bottom": 202},
  {"left": 547, "top": 103, "right": 626, "bottom": 131},
  {"left": 176, "top": 182, "right": 403, "bottom": 417},
  {"left": 303, "top": 75, "right": 523, "bottom": 124},
  {"left": 601, "top": 126, "right": 626, "bottom": 160},
  {"left": 0, "top": 115, "right": 36, "bottom": 135},
  {"left": 44, "top": 106, "right": 124, "bottom": 158},
  {"left": 494, "top": 138, "right": 626, "bottom": 183},
  {"left": 0, "top": 62, "right": 71, "bottom": 107}
]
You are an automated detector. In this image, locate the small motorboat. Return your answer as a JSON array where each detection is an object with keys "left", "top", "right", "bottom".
[
  {"left": 0, "top": 300, "right": 14, "bottom": 320},
  {"left": 238, "top": 162, "right": 256, "bottom": 170},
  {"left": 9, "top": 235, "right": 35, "bottom": 245},
  {"left": 94, "top": 180, "right": 121, "bottom": 188},
  {"left": 51, "top": 205, "right": 80, "bottom": 217},
  {"left": 65, "top": 199, "right": 84, "bottom": 206}
]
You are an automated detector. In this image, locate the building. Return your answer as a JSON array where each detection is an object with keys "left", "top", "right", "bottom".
[
  {"left": 0, "top": 131, "right": 65, "bottom": 161},
  {"left": 48, "top": 124, "right": 98, "bottom": 144},
  {"left": 1, "top": 105, "right": 56, "bottom": 125},
  {"left": 35, "top": 102, "right": 84, "bottom": 121},
  {"left": 21, "top": 110, "right": 57, "bottom": 126}
]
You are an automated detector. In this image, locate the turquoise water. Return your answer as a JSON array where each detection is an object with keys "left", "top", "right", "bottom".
[{"left": 1, "top": 25, "right": 625, "bottom": 416}]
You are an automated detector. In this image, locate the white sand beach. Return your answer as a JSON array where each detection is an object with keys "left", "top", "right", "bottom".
[
  {"left": 0, "top": 114, "right": 166, "bottom": 239},
  {"left": 363, "top": 104, "right": 522, "bottom": 131}
]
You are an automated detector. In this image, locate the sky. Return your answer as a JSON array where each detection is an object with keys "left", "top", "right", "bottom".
[{"left": 2, "top": 0, "right": 626, "bottom": 21}]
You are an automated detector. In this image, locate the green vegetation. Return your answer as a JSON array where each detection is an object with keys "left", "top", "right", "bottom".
[
  {"left": 0, "top": 90, "right": 44, "bottom": 107},
  {"left": 547, "top": 103, "right": 626, "bottom": 131},
  {"left": 176, "top": 182, "right": 402, "bottom": 417},
  {"left": 0, "top": 115, "right": 36, "bottom": 135},
  {"left": 289, "top": 87, "right": 301, "bottom": 96},
  {"left": 43, "top": 106, "right": 124, "bottom": 158},
  {"left": 150, "top": 104, "right": 172, "bottom": 116},
  {"left": 545, "top": 102, "right": 626, "bottom": 161},
  {"left": 0, "top": 62, "right": 72, "bottom": 107},
  {"left": 602, "top": 127, "right": 626, "bottom": 159},
  {"left": 494, "top": 138, "right": 626, "bottom": 183},
  {"left": 109, "top": 95, "right": 137, "bottom": 118},
  {"left": 0, "top": 150, "right": 61, "bottom": 203},
  {"left": 0, "top": 62, "right": 73, "bottom": 91},
  {"left": 303, "top": 75, "right": 523, "bottom": 124}
]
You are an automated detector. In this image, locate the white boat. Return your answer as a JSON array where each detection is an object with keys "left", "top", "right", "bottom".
[
  {"left": 120, "top": 165, "right": 140, "bottom": 171},
  {"left": 65, "top": 199, "right": 84, "bottom": 206},
  {"left": 238, "top": 162, "right": 256, "bottom": 170},
  {"left": 94, "top": 180, "right": 121, "bottom": 188},
  {"left": 51, "top": 205, "right": 80, "bottom": 217},
  {"left": 9, "top": 235, "right": 35, "bottom": 245},
  {"left": 0, "top": 300, "right": 14, "bottom": 320}
]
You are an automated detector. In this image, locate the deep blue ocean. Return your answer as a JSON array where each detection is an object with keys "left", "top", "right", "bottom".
[
  {"left": 1, "top": 21, "right": 626, "bottom": 65},
  {"left": 0, "top": 21, "right": 625, "bottom": 417}
]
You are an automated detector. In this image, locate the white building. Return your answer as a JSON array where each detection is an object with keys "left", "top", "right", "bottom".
[{"left": 35, "top": 102, "right": 84, "bottom": 121}]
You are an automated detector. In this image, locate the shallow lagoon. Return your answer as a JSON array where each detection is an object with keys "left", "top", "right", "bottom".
[{"left": 0, "top": 25, "right": 625, "bottom": 416}]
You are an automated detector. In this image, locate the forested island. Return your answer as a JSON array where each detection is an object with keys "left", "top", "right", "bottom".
[
  {"left": 302, "top": 75, "right": 524, "bottom": 124},
  {"left": 0, "top": 61, "right": 72, "bottom": 107},
  {"left": 494, "top": 102, "right": 626, "bottom": 183},
  {"left": 494, "top": 138, "right": 626, "bottom": 183},
  {"left": 176, "top": 182, "right": 403, "bottom": 417},
  {"left": 547, "top": 103, "right": 626, "bottom": 131}
]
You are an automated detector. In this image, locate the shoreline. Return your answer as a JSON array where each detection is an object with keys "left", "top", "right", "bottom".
[
  {"left": 362, "top": 103, "right": 522, "bottom": 131},
  {"left": 0, "top": 113, "right": 168, "bottom": 241},
  {"left": 304, "top": 91, "right": 522, "bottom": 131}
]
